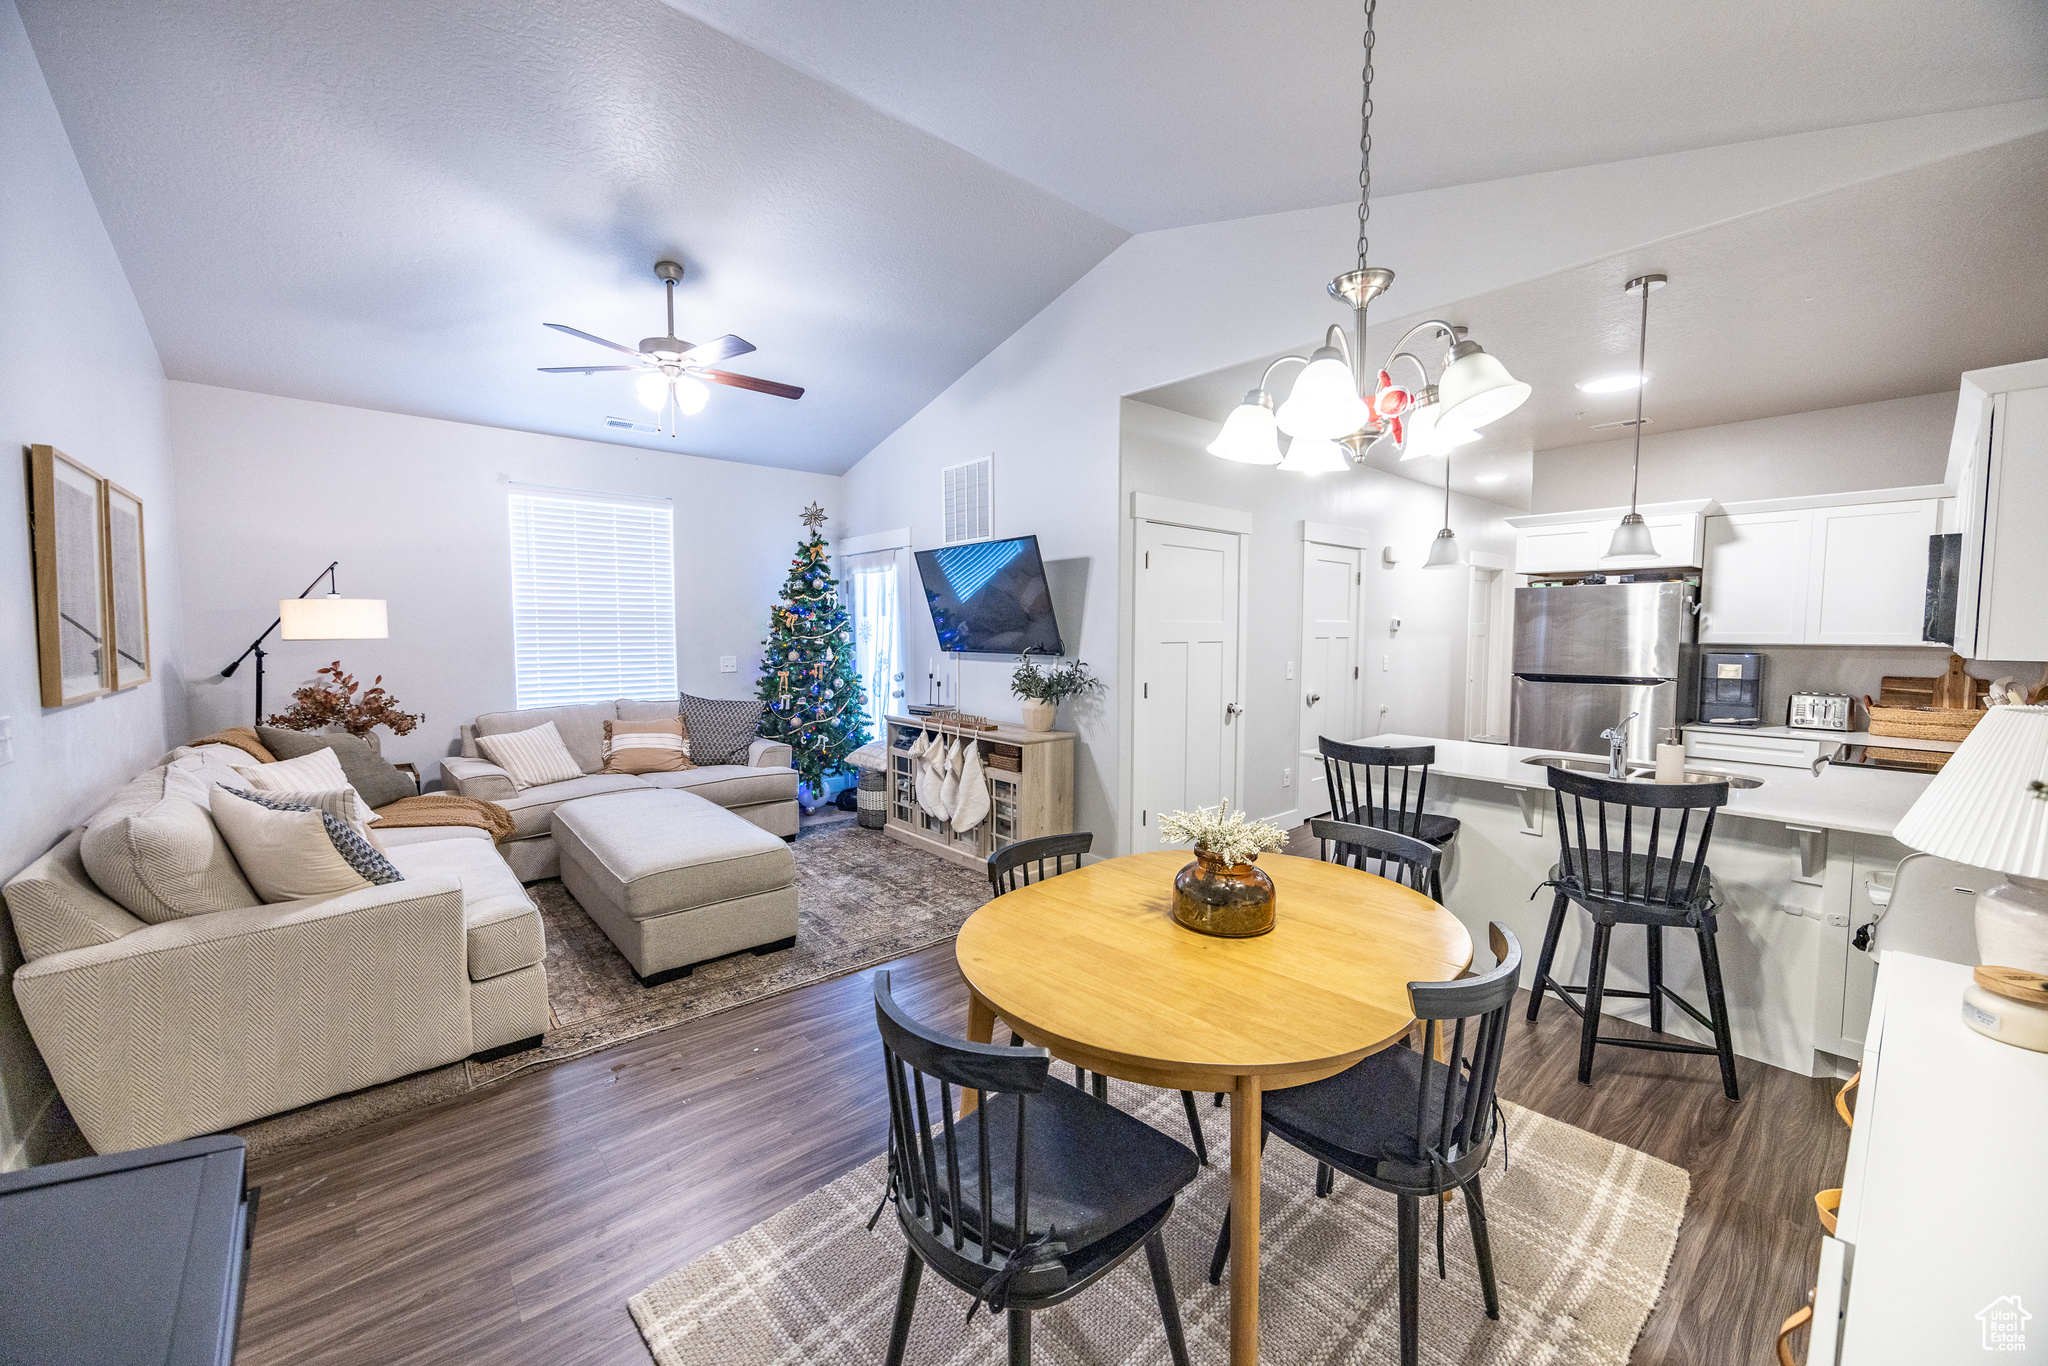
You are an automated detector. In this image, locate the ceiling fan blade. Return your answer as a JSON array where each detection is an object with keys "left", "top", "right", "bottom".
[
  {"left": 695, "top": 369, "right": 803, "bottom": 400},
  {"left": 678, "top": 334, "right": 756, "bottom": 366},
  {"left": 543, "top": 322, "right": 644, "bottom": 357},
  {"left": 538, "top": 364, "right": 641, "bottom": 373}
]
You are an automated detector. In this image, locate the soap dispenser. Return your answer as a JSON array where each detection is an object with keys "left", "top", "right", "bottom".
[{"left": 1655, "top": 727, "right": 1686, "bottom": 784}]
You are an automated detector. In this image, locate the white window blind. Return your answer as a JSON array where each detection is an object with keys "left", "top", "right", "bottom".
[{"left": 508, "top": 483, "right": 677, "bottom": 709}]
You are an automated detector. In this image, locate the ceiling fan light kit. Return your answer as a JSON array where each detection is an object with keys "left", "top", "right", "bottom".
[
  {"left": 540, "top": 259, "right": 804, "bottom": 436},
  {"left": 1605, "top": 272, "right": 1668, "bottom": 561},
  {"left": 1210, "top": 0, "right": 1528, "bottom": 490}
]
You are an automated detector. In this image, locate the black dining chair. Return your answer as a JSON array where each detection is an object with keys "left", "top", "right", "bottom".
[
  {"left": 871, "top": 971, "right": 1198, "bottom": 1366},
  {"left": 1312, "top": 817, "right": 1442, "bottom": 899},
  {"left": 1528, "top": 766, "right": 1740, "bottom": 1101},
  {"left": 1207, "top": 924, "right": 1523, "bottom": 1366},
  {"left": 1320, "top": 738, "right": 1459, "bottom": 902},
  {"left": 987, "top": 833, "right": 1211, "bottom": 1165}
]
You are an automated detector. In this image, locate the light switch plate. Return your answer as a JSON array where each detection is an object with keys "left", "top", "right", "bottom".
[
  {"left": 0, "top": 715, "right": 11, "bottom": 766},
  {"left": 719, "top": 656, "right": 737, "bottom": 673}
]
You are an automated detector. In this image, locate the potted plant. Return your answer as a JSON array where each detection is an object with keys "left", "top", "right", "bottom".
[
  {"left": 267, "top": 660, "right": 423, "bottom": 753},
  {"left": 1157, "top": 806, "right": 1288, "bottom": 937},
  {"left": 1010, "top": 653, "right": 1101, "bottom": 732}
]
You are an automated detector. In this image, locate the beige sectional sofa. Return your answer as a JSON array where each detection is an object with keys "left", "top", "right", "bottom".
[
  {"left": 445, "top": 698, "right": 801, "bottom": 882},
  {"left": 3, "top": 745, "right": 550, "bottom": 1154}
]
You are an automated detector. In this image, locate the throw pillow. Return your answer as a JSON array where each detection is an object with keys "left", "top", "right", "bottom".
[
  {"left": 242, "top": 785, "right": 376, "bottom": 842},
  {"left": 474, "top": 720, "right": 582, "bottom": 791},
  {"left": 235, "top": 747, "right": 378, "bottom": 816},
  {"left": 257, "top": 727, "right": 418, "bottom": 809},
  {"left": 602, "top": 717, "right": 693, "bottom": 774},
  {"left": 79, "top": 795, "right": 261, "bottom": 924},
  {"left": 211, "top": 786, "right": 403, "bottom": 902},
  {"left": 680, "top": 694, "right": 765, "bottom": 767}
]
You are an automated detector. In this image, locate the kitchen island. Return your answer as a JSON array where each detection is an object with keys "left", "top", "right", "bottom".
[{"left": 1357, "top": 734, "right": 1936, "bottom": 1075}]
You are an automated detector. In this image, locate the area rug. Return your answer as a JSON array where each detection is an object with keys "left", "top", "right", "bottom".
[
  {"left": 236, "top": 824, "right": 987, "bottom": 1160},
  {"left": 628, "top": 1083, "right": 1689, "bottom": 1366}
]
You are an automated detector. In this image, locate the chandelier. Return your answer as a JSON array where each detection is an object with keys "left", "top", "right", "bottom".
[{"left": 1207, "top": 0, "right": 1531, "bottom": 547}]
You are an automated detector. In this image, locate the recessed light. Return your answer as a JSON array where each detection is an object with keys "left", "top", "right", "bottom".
[
  {"left": 1575, "top": 372, "right": 1646, "bottom": 394},
  {"left": 1474, "top": 473, "right": 1507, "bottom": 485}
]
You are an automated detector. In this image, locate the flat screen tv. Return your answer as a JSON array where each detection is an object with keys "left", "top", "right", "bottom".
[{"left": 914, "top": 535, "right": 1064, "bottom": 655}]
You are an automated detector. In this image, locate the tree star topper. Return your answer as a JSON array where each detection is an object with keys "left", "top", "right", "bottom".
[{"left": 800, "top": 502, "right": 828, "bottom": 529}]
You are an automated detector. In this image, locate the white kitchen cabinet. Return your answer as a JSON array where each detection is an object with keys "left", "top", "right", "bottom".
[
  {"left": 1952, "top": 360, "right": 2048, "bottom": 661},
  {"left": 1805, "top": 499, "right": 1940, "bottom": 645},
  {"left": 1699, "top": 509, "right": 1810, "bottom": 644}
]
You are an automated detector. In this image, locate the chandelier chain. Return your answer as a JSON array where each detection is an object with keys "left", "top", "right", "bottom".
[{"left": 1356, "top": 0, "right": 1376, "bottom": 274}]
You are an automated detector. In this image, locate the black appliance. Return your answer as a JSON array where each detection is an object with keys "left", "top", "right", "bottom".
[
  {"left": 1697, "top": 651, "right": 1764, "bottom": 725},
  {"left": 914, "top": 535, "right": 1063, "bottom": 655}
]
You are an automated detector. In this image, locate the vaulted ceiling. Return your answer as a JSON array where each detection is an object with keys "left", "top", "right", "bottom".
[{"left": 18, "top": 0, "right": 2048, "bottom": 473}]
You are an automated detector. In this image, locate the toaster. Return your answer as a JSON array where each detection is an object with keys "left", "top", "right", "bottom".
[{"left": 1788, "top": 692, "right": 1852, "bottom": 731}]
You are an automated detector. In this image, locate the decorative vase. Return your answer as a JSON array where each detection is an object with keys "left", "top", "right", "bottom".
[
  {"left": 1172, "top": 851, "right": 1277, "bottom": 938},
  {"left": 1021, "top": 698, "right": 1056, "bottom": 732}
]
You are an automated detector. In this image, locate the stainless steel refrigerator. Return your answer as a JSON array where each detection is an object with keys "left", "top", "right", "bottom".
[{"left": 1509, "top": 581, "right": 1696, "bottom": 766}]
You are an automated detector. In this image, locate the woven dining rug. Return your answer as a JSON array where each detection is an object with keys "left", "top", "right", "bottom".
[{"left": 628, "top": 1083, "right": 1689, "bottom": 1366}]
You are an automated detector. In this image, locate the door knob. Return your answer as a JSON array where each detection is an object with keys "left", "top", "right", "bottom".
[
  {"left": 1225, "top": 702, "right": 1244, "bottom": 721},
  {"left": 1306, "top": 693, "right": 1321, "bottom": 707}
]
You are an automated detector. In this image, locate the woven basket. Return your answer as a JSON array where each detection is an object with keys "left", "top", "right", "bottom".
[
  {"left": 857, "top": 768, "right": 887, "bottom": 829},
  {"left": 1865, "top": 705, "right": 1985, "bottom": 742}
]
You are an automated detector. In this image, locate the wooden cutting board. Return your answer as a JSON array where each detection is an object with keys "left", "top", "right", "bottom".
[{"left": 1879, "top": 652, "right": 1988, "bottom": 710}]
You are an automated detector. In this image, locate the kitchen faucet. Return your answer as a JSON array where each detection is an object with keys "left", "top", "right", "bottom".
[{"left": 1602, "top": 711, "right": 1639, "bottom": 779}]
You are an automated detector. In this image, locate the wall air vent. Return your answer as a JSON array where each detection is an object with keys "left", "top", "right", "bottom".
[
  {"left": 942, "top": 456, "right": 992, "bottom": 544},
  {"left": 605, "top": 416, "right": 659, "bottom": 434}
]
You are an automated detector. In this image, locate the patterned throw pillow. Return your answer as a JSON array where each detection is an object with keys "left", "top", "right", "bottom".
[
  {"left": 680, "top": 694, "right": 765, "bottom": 767},
  {"left": 211, "top": 786, "right": 404, "bottom": 903},
  {"left": 474, "top": 720, "right": 583, "bottom": 791},
  {"left": 602, "top": 718, "right": 693, "bottom": 774},
  {"left": 221, "top": 787, "right": 403, "bottom": 885}
]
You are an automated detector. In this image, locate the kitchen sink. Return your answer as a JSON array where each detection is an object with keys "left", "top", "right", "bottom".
[{"left": 1518, "top": 755, "right": 1764, "bottom": 789}]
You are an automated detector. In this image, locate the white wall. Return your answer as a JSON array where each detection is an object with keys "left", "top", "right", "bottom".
[
  {"left": 170, "top": 383, "right": 840, "bottom": 784},
  {"left": 0, "top": 0, "right": 179, "bottom": 1168},
  {"left": 1531, "top": 390, "right": 1956, "bottom": 512},
  {"left": 1120, "top": 401, "right": 1516, "bottom": 830},
  {"left": 838, "top": 104, "right": 2043, "bottom": 858}
]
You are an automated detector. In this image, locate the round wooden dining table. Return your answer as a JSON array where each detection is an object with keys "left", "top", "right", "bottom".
[{"left": 954, "top": 848, "right": 1473, "bottom": 1366}]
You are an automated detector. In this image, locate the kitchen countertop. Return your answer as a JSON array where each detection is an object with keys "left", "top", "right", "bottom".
[{"left": 1368, "top": 733, "right": 1933, "bottom": 838}]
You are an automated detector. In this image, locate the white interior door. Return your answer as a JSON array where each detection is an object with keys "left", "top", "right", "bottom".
[
  {"left": 1299, "top": 541, "right": 1361, "bottom": 816},
  {"left": 1134, "top": 520, "right": 1243, "bottom": 850},
  {"left": 1465, "top": 565, "right": 1511, "bottom": 741}
]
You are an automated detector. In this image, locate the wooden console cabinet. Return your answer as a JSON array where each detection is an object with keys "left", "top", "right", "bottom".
[{"left": 881, "top": 714, "right": 1074, "bottom": 871}]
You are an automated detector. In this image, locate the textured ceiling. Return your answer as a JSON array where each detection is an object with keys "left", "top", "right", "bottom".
[
  {"left": 1132, "top": 133, "right": 2048, "bottom": 509},
  {"left": 663, "top": 0, "right": 2048, "bottom": 233},
  {"left": 14, "top": 0, "right": 1127, "bottom": 474}
]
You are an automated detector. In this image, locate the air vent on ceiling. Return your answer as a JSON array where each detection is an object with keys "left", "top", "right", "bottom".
[
  {"left": 942, "top": 456, "right": 992, "bottom": 544},
  {"left": 605, "top": 416, "right": 658, "bottom": 434}
]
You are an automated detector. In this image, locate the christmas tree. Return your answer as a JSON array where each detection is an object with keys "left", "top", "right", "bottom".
[{"left": 756, "top": 503, "right": 869, "bottom": 800}]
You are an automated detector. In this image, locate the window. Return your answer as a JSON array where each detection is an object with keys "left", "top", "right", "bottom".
[
  {"left": 508, "top": 483, "right": 676, "bottom": 708},
  {"left": 847, "top": 549, "right": 902, "bottom": 743}
]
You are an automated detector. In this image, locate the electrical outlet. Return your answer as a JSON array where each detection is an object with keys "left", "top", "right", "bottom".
[
  {"left": 1825, "top": 912, "right": 1851, "bottom": 929},
  {"left": 719, "top": 656, "right": 737, "bottom": 673},
  {"left": 1282, "top": 766, "right": 1292, "bottom": 788},
  {"left": 1382, "top": 654, "right": 1391, "bottom": 672},
  {"left": 1285, "top": 661, "right": 1293, "bottom": 680}
]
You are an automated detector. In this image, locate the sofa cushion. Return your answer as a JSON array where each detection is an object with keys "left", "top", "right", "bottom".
[
  {"left": 4, "top": 830, "right": 150, "bottom": 959},
  {"left": 383, "top": 838, "right": 545, "bottom": 980},
  {"left": 210, "top": 787, "right": 393, "bottom": 903},
  {"left": 257, "top": 727, "right": 418, "bottom": 808},
  {"left": 80, "top": 792, "right": 260, "bottom": 925},
  {"left": 681, "top": 694, "right": 767, "bottom": 766},
  {"left": 233, "top": 746, "right": 380, "bottom": 819},
  {"left": 615, "top": 696, "right": 682, "bottom": 723},
  {"left": 551, "top": 789, "right": 794, "bottom": 920},
  {"left": 476, "top": 721, "right": 584, "bottom": 791},
  {"left": 499, "top": 773, "right": 654, "bottom": 839},
  {"left": 640, "top": 764, "right": 800, "bottom": 808},
  {"left": 602, "top": 717, "right": 692, "bottom": 775},
  {"left": 474, "top": 702, "right": 616, "bottom": 774}
]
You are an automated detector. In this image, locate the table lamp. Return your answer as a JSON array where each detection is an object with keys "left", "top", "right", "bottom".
[{"left": 219, "top": 561, "right": 387, "bottom": 724}]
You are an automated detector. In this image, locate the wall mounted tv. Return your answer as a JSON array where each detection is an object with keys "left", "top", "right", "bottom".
[{"left": 914, "top": 535, "right": 1064, "bottom": 655}]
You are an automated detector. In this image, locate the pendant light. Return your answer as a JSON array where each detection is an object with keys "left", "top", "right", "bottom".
[
  {"left": 1208, "top": 0, "right": 1528, "bottom": 478},
  {"left": 1423, "top": 452, "right": 1461, "bottom": 567},
  {"left": 1606, "top": 273, "right": 1666, "bottom": 560}
]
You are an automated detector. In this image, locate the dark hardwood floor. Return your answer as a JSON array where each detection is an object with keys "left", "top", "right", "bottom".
[{"left": 238, "top": 897, "right": 1842, "bottom": 1366}]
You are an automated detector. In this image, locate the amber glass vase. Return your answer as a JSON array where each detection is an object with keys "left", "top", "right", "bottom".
[{"left": 1172, "top": 851, "right": 1277, "bottom": 937}]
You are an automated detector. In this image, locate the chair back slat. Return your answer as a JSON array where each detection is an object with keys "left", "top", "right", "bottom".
[
  {"left": 1319, "top": 737, "right": 1438, "bottom": 840},
  {"left": 977, "top": 1101, "right": 994, "bottom": 1263},
  {"left": 1311, "top": 817, "right": 1441, "bottom": 899},
  {"left": 987, "top": 832, "right": 1094, "bottom": 898},
  {"left": 939, "top": 1080, "right": 963, "bottom": 1251},
  {"left": 1545, "top": 767, "right": 1727, "bottom": 919},
  {"left": 1404, "top": 924, "right": 1522, "bottom": 1167}
]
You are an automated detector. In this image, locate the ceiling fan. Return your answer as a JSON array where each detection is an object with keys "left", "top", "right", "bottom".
[{"left": 539, "top": 259, "right": 804, "bottom": 433}]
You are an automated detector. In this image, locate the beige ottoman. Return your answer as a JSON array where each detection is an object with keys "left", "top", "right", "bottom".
[{"left": 553, "top": 789, "right": 799, "bottom": 986}]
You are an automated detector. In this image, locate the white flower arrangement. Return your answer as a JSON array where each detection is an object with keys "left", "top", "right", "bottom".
[{"left": 1156, "top": 805, "right": 1286, "bottom": 867}]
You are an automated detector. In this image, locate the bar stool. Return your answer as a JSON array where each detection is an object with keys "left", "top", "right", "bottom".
[
  {"left": 1526, "top": 766, "right": 1741, "bottom": 1101},
  {"left": 1319, "top": 738, "right": 1459, "bottom": 903}
]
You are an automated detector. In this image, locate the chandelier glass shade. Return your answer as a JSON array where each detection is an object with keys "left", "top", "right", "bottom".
[
  {"left": 1206, "top": 390, "right": 1284, "bottom": 463},
  {"left": 1434, "top": 342, "right": 1531, "bottom": 433},
  {"left": 1274, "top": 346, "right": 1372, "bottom": 440},
  {"left": 1399, "top": 394, "right": 1480, "bottom": 461},
  {"left": 1277, "top": 435, "right": 1351, "bottom": 474}
]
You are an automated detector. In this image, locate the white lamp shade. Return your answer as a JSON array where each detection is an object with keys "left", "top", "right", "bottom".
[
  {"left": 674, "top": 374, "right": 711, "bottom": 416},
  {"left": 279, "top": 595, "right": 388, "bottom": 641},
  {"left": 1606, "top": 514, "right": 1660, "bottom": 559},
  {"left": 1276, "top": 350, "right": 1371, "bottom": 440},
  {"left": 1400, "top": 400, "right": 1480, "bottom": 461},
  {"left": 1893, "top": 704, "right": 2048, "bottom": 876},
  {"left": 1423, "top": 528, "right": 1462, "bottom": 568},
  {"left": 1207, "top": 399, "right": 1284, "bottom": 464},
  {"left": 1276, "top": 436, "right": 1350, "bottom": 474},
  {"left": 1436, "top": 346, "right": 1531, "bottom": 432},
  {"left": 636, "top": 372, "right": 669, "bottom": 412}
]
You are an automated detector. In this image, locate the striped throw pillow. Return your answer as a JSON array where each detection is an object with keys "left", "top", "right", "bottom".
[
  {"left": 602, "top": 718, "right": 692, "bottom": 774},
  {"left": 475, "top": 720, "right": 583, "bottom": 791}
]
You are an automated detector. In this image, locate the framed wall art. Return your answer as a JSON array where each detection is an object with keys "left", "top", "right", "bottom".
[
  {"left": 28, "top": 443, "right": 111, "bottom": 707},
  {"left": 102, "top": 479, "right": 151, "bottom": 690}
]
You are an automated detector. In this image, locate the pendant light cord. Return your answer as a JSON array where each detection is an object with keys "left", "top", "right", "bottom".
[
  {"left": 1629, "top": 281, "right": 1648, "bottom": 515},
  {"left": 1356, "top": 0, "right": 1375, "bottom": 275}
]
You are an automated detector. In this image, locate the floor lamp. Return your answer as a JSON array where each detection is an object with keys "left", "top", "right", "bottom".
[{"left": 220, "top": 561, "right": 388, "bottom": 725}]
